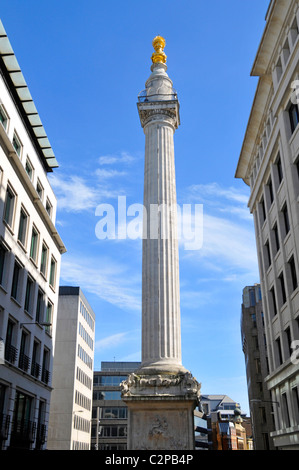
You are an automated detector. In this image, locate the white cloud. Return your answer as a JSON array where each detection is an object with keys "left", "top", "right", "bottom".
[
  {"left": 95, "top": 168, "right": 127, "bottom": 179},
  {"left": 187, "top": 182, "right": 249, "bottom": 205},
  {"left": 98, "top": 151, "right": 135, "bottom": 166},
  {"left": 48, "top": 173, "right": 122, "bottom": 213},
  {"left": 95, "top": 332, "right": 128, "bottom": 351},
  {"left": 60, "top": 255, "right": 141, "bottom": 312}
]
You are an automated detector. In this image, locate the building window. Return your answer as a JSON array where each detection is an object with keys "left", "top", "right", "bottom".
[
  {"left": 278, "top": 272, "right": 287, "bottom": 306},
  {"left": 273, "top": 223, "right": 280, "bottom": 253},
  {"left": 30, "top": 226, "right": 39, "bottom": 262},
  {"left": 17, "top": 208, "right": 28, "bottom": 246},
  {"left": 25, "top": 158, "right": 34, "bottom": 181},
  {"left": 36, "top": 179, "right": 43, "bottom": 200},
  {"left": 276, "top": 337, "right": 283, "bottom": 366},
  {"left": 49, "top": 257, "right": 57, "bottom": 289},
  {"left": 0, "top": 244, "right": 7, "bottom": 286},
  {"left": 292, "top": 387, "right": 299, "bottom": 425},
  {"left": 45, "top": 302, "right": 53, "bottom": 334},
  {"left": 0, "top": 104, "right": 8, "bottom": 131},
  {"left": 45, "top": 199, "right": 52, "bottom": 218},
  {"left": 12, "top": 132, "right": 22, "bottom": 157},
  {"left": 11, "top": 260, "right": 21, "bottom": 300},
  {"left": 260, "top": 197, "right": 266, "bottom": 223},
  {"left": 24, "top": 275, "right": 33, "bottom": 314},
  {"left": 289, "top": 102, "right": 299, "bottom": 134},
  {"left": 281, "top": 393, "right": 291, "bottom": 428},
  {"left": 284, "top": 327, "right": 292, "bottom": 358},
  {"left": 3, "top": 185, "right": 16, "bottom": 227},
  {"left": 36, "top": 290, "right": 44, "bottom": 323},
  {"left": 40, "top": 243, "right": 48, "bottom": 277},
  {"left": 282, "top": 203, "right": 290, "bottom": 236},
  {"left": 288, "top": 256, "right": 298, "bottom": 292},
  {"left": 267, "top": 176, "right": 274, "bottom": 206},
  {"left": 265, "top": 240, "right": 271, "bottom": 269},
  {"left": 276, "top": 155, "right": 283, "bottom": 185},
  {"left": 18, "top": 330, "right": 30, "bottom": 372},
  {"left": 270, "top": 286, "right": 277, "bottom": 317}
]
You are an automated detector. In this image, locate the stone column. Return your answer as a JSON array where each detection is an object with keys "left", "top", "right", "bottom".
[{"left": 121, "top": 36, "right": 200, "bottom": 451}]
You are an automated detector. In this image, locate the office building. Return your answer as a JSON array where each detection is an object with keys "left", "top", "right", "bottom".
[
  {"left": 91, "top": 361, "right": 140, "bottom": 450},
  {"left": 200, "top": 395, "right": 246, "bottom": 421},
  {"left": 0, "top": 20, "right": 66, "bottom": 450},
  {"left": 47, "top": 287, "right": 96, "bottom": 450},
  {"left": 236, "top": 0, "right": 299, "bottom": 449},
  {"left": 241, "top": 284, "right": 276, "bottom": 449}
]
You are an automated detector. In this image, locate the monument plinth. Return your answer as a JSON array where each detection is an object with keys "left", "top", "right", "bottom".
[{"left": 121, "top": 37, "right": 200, "bottom": 450}]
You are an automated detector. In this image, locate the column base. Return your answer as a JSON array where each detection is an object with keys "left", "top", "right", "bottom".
[{"left": 121, "top": 370, "right": 201, "bottom": 450}]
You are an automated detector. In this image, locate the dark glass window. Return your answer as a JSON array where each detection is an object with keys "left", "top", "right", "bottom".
[{"left": 289, "top": 103, "right": 299, "bottom": 133}]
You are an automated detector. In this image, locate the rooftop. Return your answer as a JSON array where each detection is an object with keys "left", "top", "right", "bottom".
[{"left": 0, "top": 19, "right": 58, "bottom": 172}]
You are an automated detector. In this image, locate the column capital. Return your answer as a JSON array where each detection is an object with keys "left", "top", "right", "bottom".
[{"left": 137, "top": 100, "right": 180, "bottom": 129}]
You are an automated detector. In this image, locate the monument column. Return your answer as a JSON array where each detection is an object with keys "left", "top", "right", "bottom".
[{"left": 121, "top": 37, "right": 200, "bottom": 451}]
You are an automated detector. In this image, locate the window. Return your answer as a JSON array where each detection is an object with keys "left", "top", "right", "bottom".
[
  {"left": 24, "top": 276, "right": 33, "bottom": 313},
  {"left": 279, "top": 272, "right": 287, "bottom": 306},
  {"left": 267, "top": 177, "right": 274, "bottom": 206},
  {"left": 36, "top": 290, "right": 44, "bottom": 323},
  {"left": 282, "top": 203, "right": 290, "bottom": 236},
  {"left": 0, "top": 104, "right": 8, "bottom": 130},
  {"left": 49, "top": 257, "right": 56, "bottom": 289},
  {"left": 30, "top": 226, "right": 39, "bottom": 262},
  {"left": 276, "top": 155, "right": 283, "bottom": 184},
  {"left": 282, "top": 393, "right": 290, "bottom": 428},
  {"left": 260, "top": 197, "right": 266, "bottom": 223},
  {"left": 289, "top": 102, "right": 299, "bottom": 134},
  {"left": 36, "top": 180, "right": 43, "bottom": 200},
  {"left": 276, "top": 337, "right": 283, "bottom": 366},
  {"left": 285, "top": 327, "right": 292, "bottom": 358},
  {"left": 265, "top": 240, "right": 271, "bottom": 269},
  {"left": 288, "top": 256, "right": 298, "bottom": 292},
  {"left": 40, "top": 243, "right": 48, "bottom": 277},
  {"left": 17, "top": 208, "right": 28, "bottom": 246},
  {"left": 0, "top": 244, "right": 7, "bottom": 286},
  {"left": 3, "top": 185, "right": 15, "bottom": 227},
  {"left": 12, "top": 132, "right": 22, "bottom": 157},
  {"left": 11, "top": 261, "right": 21, "bottom": 300},
  {"left": 25, "top": 158, "right": 33, "bottom": 181},
  {"left": 45, "top": 302, "right": 53, "bottom": 334},
  {"left": 46, "top": 199, "right": 52, "bottom": 218},
  {"left": 270, "top": 286, "right": 277, "bottom": 317},
  {"left": 292, "top": 387, "right": 299, "bottom": 425},
  {"left": 18, "top": 330, "right": 29, "bottom": 372},
  {"left": 273, "top": 223, "right": 280, "bottom": 253}
]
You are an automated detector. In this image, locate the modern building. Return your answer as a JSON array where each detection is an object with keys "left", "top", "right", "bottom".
[
  {"left": 241, "top": 284, "right": 276, "bottom": 449},
  {"left": 0, "top": 20, "right": 66, "bottom": 450},
  {"left": 91, "top": 361, "right": 140, "bottom": 451},
  {"left": 209, "top": 408, "right": 253, "bottom": 451},
  {"left": 47, "top": 287, "right": 96, "bottom": 450},
  {"left": 200, "top": 395, "right": 246, "bottom": 421},
  {"left": 236, "top": 0, "right": 299, "bottom": 449}
]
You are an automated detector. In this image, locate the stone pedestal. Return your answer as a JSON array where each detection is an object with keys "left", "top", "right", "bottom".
[{"left": 121, "top": 372, "right": 201, "bottom": 450}]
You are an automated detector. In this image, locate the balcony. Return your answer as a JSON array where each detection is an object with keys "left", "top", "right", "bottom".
[
  {"left": 36, "top": 423, "right": 47, "bottom": 447},
  {"left": 10, "top": 418, "right": 37, "bottom": 448},
  {"left": 41, "top": 368, "right": 50, "bottom": 385},
  {"left": 31, "top": 361, "right": 41, "bottom": 379},
  {"left": 18, "top": 352, "right": 30, "bottom": 372},
  {"left": 4, "top": 344, "right": 18, "bottom": 365}
]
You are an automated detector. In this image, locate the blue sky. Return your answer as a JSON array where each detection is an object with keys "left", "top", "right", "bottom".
[{"left": 1, "top": 0, "right": 270, "bottom": 414}]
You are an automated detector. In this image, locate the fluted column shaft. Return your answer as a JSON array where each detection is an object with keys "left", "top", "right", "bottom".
[{"left": 141, "top": 116, "right": 182, "bottom": 371}]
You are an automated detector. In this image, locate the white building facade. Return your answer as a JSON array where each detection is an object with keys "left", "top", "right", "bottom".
[
  {"left": 47, "top": 287, "right": 95, "bottom": 450},
  {"left": 236, "top": 0, "right": 299, "bottom": 450},
  {"left": 0, "top": 20, "right": 66, "bottom": 449}
]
